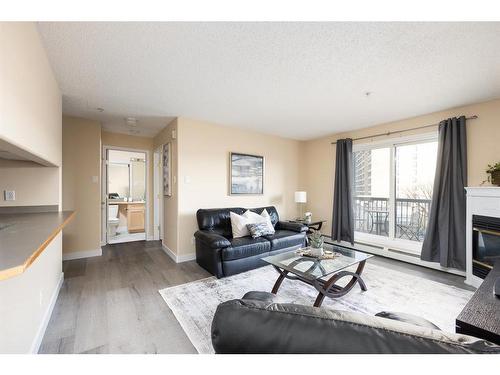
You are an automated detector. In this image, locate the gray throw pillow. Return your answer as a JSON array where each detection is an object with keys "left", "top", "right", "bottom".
[{"left": 247, "top": 222, "right": 274, "bottom": 238}]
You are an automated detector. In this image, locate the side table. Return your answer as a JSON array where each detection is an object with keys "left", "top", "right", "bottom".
[{"left": 288, "top": 219, "right": 327, "bottom": 239}]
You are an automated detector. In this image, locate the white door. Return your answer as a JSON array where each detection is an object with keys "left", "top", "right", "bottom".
[{"left": 101, "top": 148, "right": 109, "bottom": 245}]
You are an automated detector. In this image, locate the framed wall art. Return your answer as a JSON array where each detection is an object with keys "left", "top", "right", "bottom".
[
  {"left": 229, "top": 152, "right": 264, "bottom": 195},
  {"left": 163, "top": 143, "right": 172, "bottom": 196}
]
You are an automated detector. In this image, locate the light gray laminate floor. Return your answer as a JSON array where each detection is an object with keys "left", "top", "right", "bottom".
[
  {"left": 39, "top": 240, "right": 473, "bottom": 354},
  {"left": 39, "top": 241, "right": 210, "bottom": 354}
]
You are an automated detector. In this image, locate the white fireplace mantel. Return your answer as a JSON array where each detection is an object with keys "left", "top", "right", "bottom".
[{"left": 465, "top": 186, "right": 500, "bottom": 287}]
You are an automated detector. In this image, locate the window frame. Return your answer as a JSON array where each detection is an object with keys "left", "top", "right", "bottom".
[{"left": 352, "top": 131, "right": 438, "bottom": 255}]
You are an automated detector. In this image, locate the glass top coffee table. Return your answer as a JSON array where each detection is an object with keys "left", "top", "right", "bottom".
[{"left": 262, "top": 242, "right": 373, "bottom": 307}]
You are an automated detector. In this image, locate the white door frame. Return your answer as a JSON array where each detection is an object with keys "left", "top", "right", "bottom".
[
  {"left": 101, "top": 145, "right": 151, "bottom": 244},
  {"left": 153, "top": 146, "right": 163, "bottom": 241},
  {"left": 100, "top": 149, "right": 108, "bottom": 246}
]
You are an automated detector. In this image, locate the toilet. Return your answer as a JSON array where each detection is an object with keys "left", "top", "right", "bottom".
[{"left": 108, "top": 204, "right": 120, "bottom": 237}]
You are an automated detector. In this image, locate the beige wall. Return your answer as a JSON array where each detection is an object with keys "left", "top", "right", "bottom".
[
  {"left": 0, "top": 22, "right": 61, "bottom": 167},
  {"left": 0, "top": 159, "right": 59, "bottom": 207},
  {"left": 303, "top": 98, "right": 500, "bottom": 235},
  {"left": 62, "top": 116, "right": 102, "bottom": 254},
  {"left": 153, "top": 119, "right": 179, "bottom": 254},
  {"left": 175, "top": 117, "right": 304, "bottom": 256},
  {"left": 101, "top": 131, "right": 155, "bottom": 236}
]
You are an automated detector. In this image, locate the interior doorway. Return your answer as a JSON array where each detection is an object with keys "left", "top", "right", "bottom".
[{"left": 101, "top": 147, "right": 149, "bottom": 244}]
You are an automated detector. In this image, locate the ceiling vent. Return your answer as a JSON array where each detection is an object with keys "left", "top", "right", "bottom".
[{"left": 125, "top": 117, "right": 138, "bottom": 127}]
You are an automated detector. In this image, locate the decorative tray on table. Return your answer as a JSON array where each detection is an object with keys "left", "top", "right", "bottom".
[{"left": 295, "top": 247, "right": 341, "bottom": 260}]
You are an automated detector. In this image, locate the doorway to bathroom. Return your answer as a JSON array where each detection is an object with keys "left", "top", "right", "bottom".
[{"left": 101, "top": 147, "right": 149, "bottom": 244}]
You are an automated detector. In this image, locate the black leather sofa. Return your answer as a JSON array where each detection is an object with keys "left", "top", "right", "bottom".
[
  {"left": 211, "top": 291, "right": 500, "bottom": 354},
  {"left": 195, "top": 206, "right": 307, "bottom": 278}
]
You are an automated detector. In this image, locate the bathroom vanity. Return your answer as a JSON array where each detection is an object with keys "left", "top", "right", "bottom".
[{"left": 109, "top": 201, "right": 145, "bottom": 233}]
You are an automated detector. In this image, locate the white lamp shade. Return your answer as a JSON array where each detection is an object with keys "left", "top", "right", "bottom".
[{"left": 294, "top": 191, "right": 307, "bottom": 203}]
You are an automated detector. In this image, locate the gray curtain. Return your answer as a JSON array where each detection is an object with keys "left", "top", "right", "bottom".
[
  {"left": 421, "top": 116, "right": 467, "bottom": 270},
  {"left": 331, "top": 138, "right": 354, "bottom": 244}
]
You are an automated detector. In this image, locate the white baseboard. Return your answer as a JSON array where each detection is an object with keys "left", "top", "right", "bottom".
[
  {"left": 31, "top": 272, "right": 64, "bottom": 354},
  {"left": 146, "top": 234, "right": 155, "bottom": 241},
  {"left": 177, "top": 253, "right": 196, "bottom": 262},
  {"left": 63, "top": 248, "right": 102, "bottom": 261},
  {"left": 161, "top": 244, "right": 176, "bottom": 262},
  {"left": 161, "top": 244, "right": 195, "bottom": 263}
]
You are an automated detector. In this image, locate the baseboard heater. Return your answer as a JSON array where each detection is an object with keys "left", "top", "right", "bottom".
[
  {"left": 353, "top": 241, "right": 384, "bottom": 250},
  {"left": 387, "top": 248, "right": 420, "bottom": 258},
  {"left": 328, "top": 239, "right": 419, "bottom": 259},
  {"left": 354, "top": 240, "right": 420, "bottom": 259}
]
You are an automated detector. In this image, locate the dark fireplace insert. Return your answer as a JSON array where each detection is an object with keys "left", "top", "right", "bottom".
[{"left": 472, "top": 215, "right": 500, "bottom": 279}]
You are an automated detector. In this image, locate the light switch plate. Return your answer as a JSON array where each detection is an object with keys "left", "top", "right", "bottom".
[{"left": 4, "top": 190, "right": 15, "bottom": 201}]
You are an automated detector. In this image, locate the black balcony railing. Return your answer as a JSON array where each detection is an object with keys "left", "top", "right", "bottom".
[{"left": 353, "top": 196, "right": 432, "bottom": 242}]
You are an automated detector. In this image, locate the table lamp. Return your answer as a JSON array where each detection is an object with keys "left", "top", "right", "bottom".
[{"left": 295, "top": 191, "right": 307, "bottom": 220}]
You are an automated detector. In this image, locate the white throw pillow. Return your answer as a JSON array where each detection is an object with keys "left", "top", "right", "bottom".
[
  {"left": 230, "top": 211, "right": 251, "bottom": 238},
  {"left": 231, "top": 210, "right": 275, "bottom": 238},
  {"left": 260, "top": 209, "right": 276, "bottom": 234},
  {"left": 243, "top": 210, "right": 267, "bottom": 224}
]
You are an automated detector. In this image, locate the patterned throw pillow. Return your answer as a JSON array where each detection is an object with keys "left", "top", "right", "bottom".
[
  {"left": 245, "top": 209, "right": 275, "bottom": 233},
  {"left": 247, "top": 222, "right": 275, "bottom": 238}
]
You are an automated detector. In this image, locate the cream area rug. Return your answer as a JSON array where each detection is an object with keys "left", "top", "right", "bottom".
[{"left": 159, "top": 262, "right": 473, "bottom": 354}]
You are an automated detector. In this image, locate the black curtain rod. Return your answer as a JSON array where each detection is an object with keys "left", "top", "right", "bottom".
[{"left": 330, "top": 115, "right": 478, "bottom": 145}]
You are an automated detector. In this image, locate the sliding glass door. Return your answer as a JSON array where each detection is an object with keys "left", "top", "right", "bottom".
[
  {"left": 394, "top": 142, "right": 437, "bottom": 242},
  {"left": 353, "top": 147, "right": 391, "bottom": 238},
  {"left": 352, "top": 134, "right": 438, "bottom": 254}
]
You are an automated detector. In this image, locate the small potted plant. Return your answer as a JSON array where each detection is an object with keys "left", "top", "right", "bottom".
[
  {"left": 486, "top": 162, "right": 500, "bottom": 186},
  {"left": 308, "top": 230, "right": 324, "bottom": 257}
]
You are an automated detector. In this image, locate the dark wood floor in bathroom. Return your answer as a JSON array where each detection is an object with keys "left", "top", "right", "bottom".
[{"left": 39, "top": 240, "right": 473, "bottom": 354}]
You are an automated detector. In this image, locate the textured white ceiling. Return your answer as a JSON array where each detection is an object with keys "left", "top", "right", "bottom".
[{"left": 38, "top": 22, "right": 500, "bottom": 140}]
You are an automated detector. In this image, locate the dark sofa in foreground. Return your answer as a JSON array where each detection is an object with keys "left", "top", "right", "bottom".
[
  {"left": 194, "top": 206, "right": 306, "bottom": 278},
  {"left": 211, "top": 291, "right": 500, "bottom": 354}
]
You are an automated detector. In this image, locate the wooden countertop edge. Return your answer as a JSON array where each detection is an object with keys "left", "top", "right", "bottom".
[{"left": 0, "top": 211, "right": 76, "bottom": 281}]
